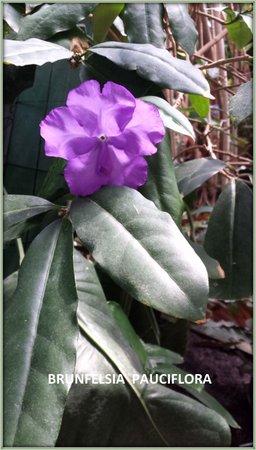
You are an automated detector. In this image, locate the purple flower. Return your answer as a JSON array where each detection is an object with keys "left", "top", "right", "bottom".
[{"left": 40, "top": 80, "right": 165, "bottom": 196}]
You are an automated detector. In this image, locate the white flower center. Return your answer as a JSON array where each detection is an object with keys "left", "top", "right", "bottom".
[{"left": 99, "top": 134, "right": 107, "bottom": 142}]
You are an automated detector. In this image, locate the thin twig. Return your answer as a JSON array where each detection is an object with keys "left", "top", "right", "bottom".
[
  {"left": 212, "top": 83, "right": 241, "bottom": 92},
  {"left": 173, "top": 145, "right": 206, "bottom": 160},
  {"left": 196, "top": 28, "right": 228, "bottom": 56},
  {"left": 195, "top": 10, "right": 226, "bottom": 24},
  {"left": 212, "top": 149, "right": 252, "bottom": 162},
  {"left": 208, "top": 78, "right": 235, "bottom": 95},
  {"left": 229, "top": 161, "right": 253, "bottom": 165},
  {"left": 200, "top": 55, "right": 253, "bottom": 70}
]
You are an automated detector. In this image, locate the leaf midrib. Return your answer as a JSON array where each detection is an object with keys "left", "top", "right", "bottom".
[
  {"left": 4, "top": 204, "right": 57, "bottom": 217},
  {"left": 91, "top": 42, "right": 208, "bottom": 91},
  {"left": 13, "top": 221, "right": 62, "bottom": 444},
  {"left": 81, "top": 198, "right": 188, "bottom": 302},
  {"left": 228, "top": 180, "right": 236, "bottom": 297},
  {"left": 75, "top": 255, "right": 169, "bottom": 445}
]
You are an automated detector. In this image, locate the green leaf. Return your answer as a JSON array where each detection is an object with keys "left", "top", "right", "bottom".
[
  {"left": 57, "top": 326, "right": 230, "bottom": 447},
  {"left": 89, "top": 41, "right": 213, "bottom": 98},
  {"left": 175, "top": 157, "right": 226, "bottom": 197},
  {"left": 121, "top": 3, "right": 165, "bottom": 48},
  {"left": 185, "top": 385, "right": 240, "bottom": 429},
  {"left": 71, "top": 186, "right": 209, "bottom": 320},
  {"left": 17, "top": 3, "right": 96, "bottom": 41},
  {"left": 58, "top": 332, "right": 230, "bottom": 446},
  {"left": 74, "top": 252, "right": 143, "bottom": 382},
  {"left": 4, "top": 38, "right": 73, "bottom": 66},
  {"left": 141, "top": 95, "right": 195, "bottom": 139},
  {"left": 189, "top": 94, "right": 210, "bottom": 118},
  {"left": 82, "top": 53, "right": 158, "bottom": 97},
  {"left": 93, "top": 3, "right": 124, "bottom": 43},
  {"left": 4, "top": 194, "right": 60, "bottom": 242},
  {"left": 149, "top": 357, "right": 238, "bottom": 428},
  {"left": 143, "top": 342, "right": 184, "bottom": 367},
  {"left": 3, "top": 4, "right": 23, "bottom": 33},
  {"left": 3, "top": 271, "right": 19, "bottom": 308},
  {"left": 240, "top": 12, "right": 253, "bottom": 32},
  {"left": 139, "top": 132, "right": 184, "bottom": 226},
  {"left": 224, "top": 8, "right": 252, "bottom": 49},
  {"left": 37, "top": 158, "right": 68, "bottom": 201},
  {"left": 204, "top": 180, "right": 252, "bottom": 299},
  {"left": 57, "top": 251, "right": 231, "bottom": 447},
  {"left": 165, "top": 4, "right": 198, "bottom": 56},
  {"left": 186, "top": 237, "right": 225, "bottom": 280},
  {"left": 4, "top": 219, "right": 78, "bottom": 446},
  {"left": 73, "top": 251, "right": 150, "bottom": 422},
  {"left": 108, "top": 301, "right": 147, "bottom": 367},
  {"left": 143, "top": 340, "right": 239, "bottom": 428},
  {"left": 229, "top": 80, "right": 253, "bottom": 124}
]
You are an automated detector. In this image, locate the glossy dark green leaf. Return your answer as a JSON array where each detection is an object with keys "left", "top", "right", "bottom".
[
  {"left": 58, "top": 330, "right": 230, "bottom": 447},
  {"left": 229, "top": 80, "right": 253, "bottom": 124},
  {"left": 4, "top": 194, "right": 59, "bottom": 227},
  {"left": 143, "top": 338, "right": 238, "bottom": 428},
  {"left": 143, "top": 342, "right": 184, "bottom": 367},
  {"left": 183, "top": 383, "right": 240, "bottom": 429},
  {"left": 4, "top": 219, "right": 78, "bottom": 446},
  {"left": 141, "top": 95, "right": 195, "bottom": 139},
  {"left": 59, "top": 251, "right": 230, "bottom": 447},
  {"left": 3, "top": 4, "right": 23, "bottom": 33},
  {"left": 139, "top": 132, "right": 184, "bottom": 226},
  {"left": 224, "top": 8, "right": 252, "bottom": 49},
  {"left": 37, "top": 158, "right": 68, "bottom": 201},
  {"left": 165, "top": 4, "right": 198, "bottom": 55},
  {"left": 186, "top": 237, "right": 225, "bottom": 280},
  {"left": 82, "top": 53, "right": 158, "bottom": 97},
  {"left": 71, "top": 187, "right": 209, "bottom": 320},
  {"left": 17, "top": 3, "right": 96, "bottom": 41},
  {"left": 175, "top": 157, "right": 226, "bottom": 197},
  {"left": 3, "top": 271, "right": 18, "bottom": 309},
  {"left": 4, "top": 38, "right": 73, "bottom": 66},
  {"left": 74, "top": 251, "right": 164, "bottom": 440},
  {"left": 204, "top": 180, "right": 252, "bottom": 299},
  {"left": 4, "top": 194, "right": 60, "bottom": 242},
  {"left": 74, "top": 251, "right": 146, "bottom": 381},
  {"left": 89, "top": 42, "right": 213, "bottom": 98},
  {"left": 189, "top": 94, "right": 210, "bottom": 118},
  {"left": 148, "top": 356, "right": 238, "bottom": 428},
  {"left": 56, "top": 332, "right": 131, "bottom": 447},
  {"left": 4, "top": 213, "right": 46, "bottom": 244},
  {"left": 108, "top": 301, "right": 147, "bottom": 367},
  {"left": 93, "top": 3, "right": 124, "bottom": 43},
  {"left": 75, "top": 251, "right": 234, "bottom": 434},
  {"left": 122, "top": 4, "right": 165, "bottom": 48}
]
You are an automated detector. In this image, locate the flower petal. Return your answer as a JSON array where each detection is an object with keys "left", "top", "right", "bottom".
[
  {"left": 66, "top": 79, "right": 101, "bottom": 134},
  {"left": 41, "top": 80, "right": 162, "bottom": 197},
  {"left": 64, "top": 144, "right": 148, "bottom": 196},
  {"left": 101, "top": 81, "right": 136, "bottom": 132},
  {"left": 107, "top": 145, "right": 148, "bottom": 189},
  {"left": 110, "top": 99, "right": 165, "bottom": 156},
  {"left": 64, "top": 151, "right": 108, "bottom": 196},
  {"left": 40, "top": 106, "right": 97, "bottom": 159},
  {"left": 67, "top": 80, "right": 136, "bottom": 137}
]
